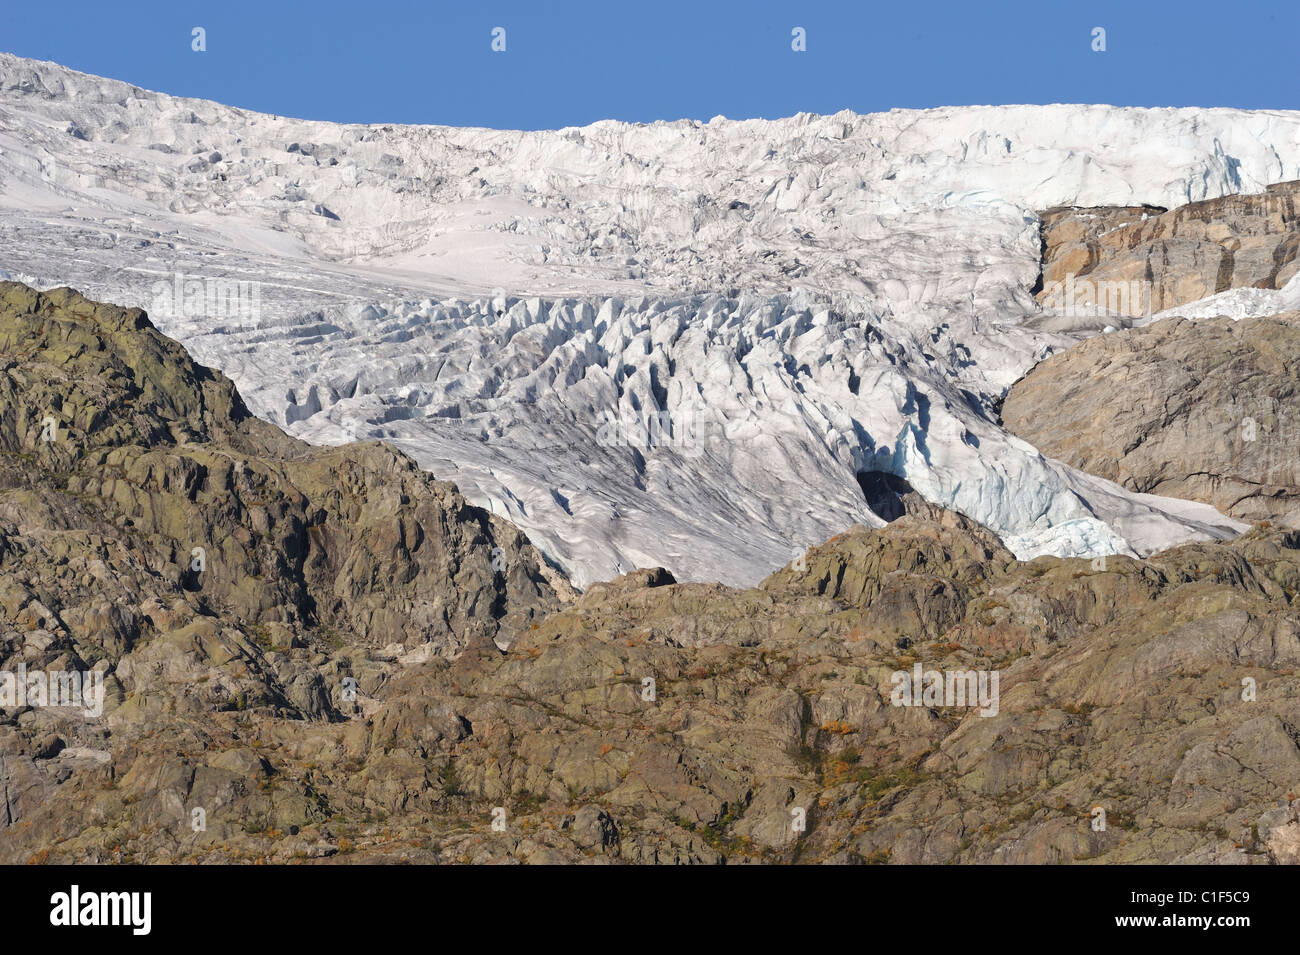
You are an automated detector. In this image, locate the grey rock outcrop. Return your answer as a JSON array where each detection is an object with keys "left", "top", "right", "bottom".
[{"left": 1004, "top": 311, "right": 1300, "bottom": 526}]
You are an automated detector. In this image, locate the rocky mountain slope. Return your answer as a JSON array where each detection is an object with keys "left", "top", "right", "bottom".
[{"left": 3, "top": 283, "right": 1299, "bottom": 864}]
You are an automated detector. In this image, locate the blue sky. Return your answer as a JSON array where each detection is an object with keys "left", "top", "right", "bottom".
[{"left": 4, "top": 1, "right": 1296, "bottom": 129}]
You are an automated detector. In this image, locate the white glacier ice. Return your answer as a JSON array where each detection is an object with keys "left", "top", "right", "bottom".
[{"left": 2, "top": 53, "right": 1293, "bottom": 586}]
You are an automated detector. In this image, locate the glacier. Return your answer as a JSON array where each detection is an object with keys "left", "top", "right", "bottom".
[{"left": 2, "top": 52, "right": 1297, "bottom": 586}]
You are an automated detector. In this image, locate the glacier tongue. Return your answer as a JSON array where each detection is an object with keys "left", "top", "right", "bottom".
[
  {"left": 165, "top": 287, "right": 1244, "bottom": 588},
  {"left": 0, "top": 53, "right": 1291, "bottom": 586}
]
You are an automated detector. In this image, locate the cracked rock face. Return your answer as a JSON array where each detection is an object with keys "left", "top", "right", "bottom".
[
  {"left": 1036, "top": 181, "right": 1300, "bottom": 318},
  {"left": 3, "top": 284, "right": 1300, "bottom": 864}
]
